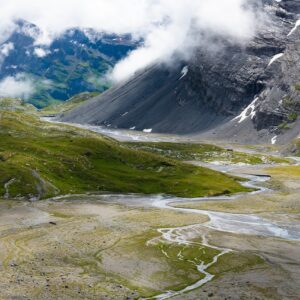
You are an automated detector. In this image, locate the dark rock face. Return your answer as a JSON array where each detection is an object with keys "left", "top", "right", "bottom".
[
  {"left": 253, "top": 35, "right": 300, "bottom": 132},
  {"left": 60, "top": 0, "right": 300, "bottom": 144}
]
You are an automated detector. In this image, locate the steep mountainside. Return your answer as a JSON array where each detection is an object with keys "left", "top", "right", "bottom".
[
  {"left": 60, "top": 0, "right": 300, "bottom": 145},
  {"left": 0, "top": 21, "right": 137, "bottom": 107}
]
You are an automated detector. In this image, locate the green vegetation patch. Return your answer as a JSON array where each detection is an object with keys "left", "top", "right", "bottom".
[
  {"left": 40, "top": 92, "right": 99, "bottom": 116},
  {"left": 125, "top": 142, "right": 289, "bottom": 165},
  {"left": 208, "top": 251, "right": 265, "bottom": 276},
  {"left": 0, "top": 111, "right": 247, "bottom": 200},
  {"left": 294, "top": 84, "right": 300, "bottom": 91},
  {"left": 0, "top": 98, "right": 37, "bottom": 113},
  {"left": 296, "top": 139, "right": 300, "bottom": 157},
  {"left": 267, "top": 165, "right": 300, "bottom": 177},
  {"left": 288, "top": 112, "right": 298, "bottom": 122},
  {"left": 96, "top": 231, "right": 220, "bottom": 297}
]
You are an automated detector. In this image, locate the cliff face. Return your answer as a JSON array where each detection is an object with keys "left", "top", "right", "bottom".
[{"left": 60, "top": 0, "right": 300, "bottom": 144}]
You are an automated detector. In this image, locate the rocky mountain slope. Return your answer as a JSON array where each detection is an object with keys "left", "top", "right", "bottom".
[
  {"left": 0, "top": 20, "right": 137, "bottom": 107},
  {"left": 60, "top": 0, "right": 300, "bottom": 145}
]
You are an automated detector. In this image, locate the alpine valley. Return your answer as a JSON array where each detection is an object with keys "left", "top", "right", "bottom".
[{"left": 0, "top": 1, "right": 299, "bottom": 300}]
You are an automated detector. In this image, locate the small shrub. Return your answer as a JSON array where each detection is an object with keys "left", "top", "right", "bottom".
[
  {"left": 283, "top": 96, "right": 294, "bottom": 108},
  {"left": 288, "top": 112, "right": 298, "bottom": 122},
  {"left": 294, "top": 84, "right": 300, "bottom": 91},
  {"left": 278, "top": 122, "right": 290, "bottom": 130}
]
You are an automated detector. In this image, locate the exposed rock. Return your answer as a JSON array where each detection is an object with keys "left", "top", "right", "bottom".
[{"left": 59, "top": 0, "right": 300, "bottom": 144}]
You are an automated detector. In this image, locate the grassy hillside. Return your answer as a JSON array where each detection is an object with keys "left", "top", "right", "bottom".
[
  {"left": 0, "top": 111, "right": 247, "bottom": 200},
  {"left": 125, "top": 142, "right": 289, "bottom": 165},
  {"left": 40, "top": 92, "right": 99, "bottom": 116},
  {"left": 0, "top": 97, "right": 37, "bottom": 113}
]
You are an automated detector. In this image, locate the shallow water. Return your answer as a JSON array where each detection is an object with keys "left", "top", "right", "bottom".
[
  {"left": 140, "top": 169, "right": 299, "bottom": 299},
  {"left": 42, "top": 117, "right": 192, "bottom": 143},
  {"left": 42, "top": 118, "right": 300, "bottom": 298},
  {"left": 81, "top": 172, "right": 299, "bottom": 241}
]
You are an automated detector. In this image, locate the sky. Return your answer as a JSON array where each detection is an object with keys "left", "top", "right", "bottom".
[{"left": 0, "top": 0, "right": 260, "bottom": 97}]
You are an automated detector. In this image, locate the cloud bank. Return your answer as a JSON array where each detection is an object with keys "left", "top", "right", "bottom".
[
  {"left": 0, "top": 0, "right": 259, "bottom": 82},
  {"left": 0, "top": 74, "right": 34, "bottom": 99}
]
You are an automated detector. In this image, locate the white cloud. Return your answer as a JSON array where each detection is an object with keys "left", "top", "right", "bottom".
[
  {"left": 110, "top": 0, "right": 259, "bottom": 81},
  {"left": 0, "top": 43, "right": 15, "bottom": 70},
  {"left": 0, "top": 74, "right": 34, "bottom": 99},
  {"left": 0, "top": 42, "right": 15, "bottom": 67},
  {"left": 34, "top": 47, "right": 50, "bottom": 58},
  {"left": 0, "top": 0, "right": 261, "bottom": 81}
]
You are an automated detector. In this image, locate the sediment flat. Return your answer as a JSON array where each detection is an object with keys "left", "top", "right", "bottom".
[{"left": 0, "top": 160, "right": 299, "bottom": 299}]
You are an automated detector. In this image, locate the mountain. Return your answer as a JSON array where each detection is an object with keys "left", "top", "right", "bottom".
[
  {"left": 0, "top": 20, "right": 138, "bottom": 107},
  {"left": 59, "top": 0, "right": 300, "bottom": 145}
]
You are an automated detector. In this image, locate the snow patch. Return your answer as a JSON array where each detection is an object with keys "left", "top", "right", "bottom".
[
  {"left": 268, "top": 53, "right": 284, "bottom": 66},
  {"left": 288, "top": 20, "right": 300, "bottom": 37},
  {"left": 233, "top": 97, "right": 259, "bottom": 123},
  {"left": 143, "top": 128, "right": 152, "bottom": 133},
  {"left": 179, "top": 66, "right": 188, "bottom": 80},
  {"left": 271, "top": 136, "right": 277, "bottom": 145}
]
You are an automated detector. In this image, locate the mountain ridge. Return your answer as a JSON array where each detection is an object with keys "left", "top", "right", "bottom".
[
  {"left": 0, "top": 20, "right": 138, "bottom": 107},
  {"left": 59, "top": 0, "right": 300, "bottom": 145}
]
